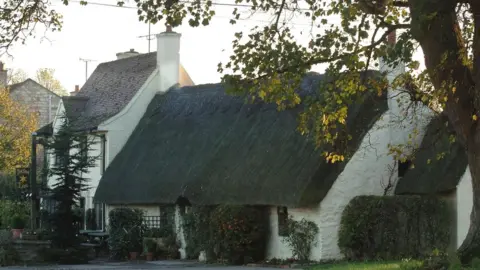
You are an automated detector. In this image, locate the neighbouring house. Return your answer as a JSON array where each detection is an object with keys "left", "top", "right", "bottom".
[
  {"left": 0, "top": 63, "right": 62, "bottom": 172},
  {"left": 395, "top": 113, "right": 470, "bottom": 250},
  {"left": 42, "top": 27, "right": 195, "bottom": 230},
  {"left": 92, "top": 31, "right": 434, "bottom": 261}
]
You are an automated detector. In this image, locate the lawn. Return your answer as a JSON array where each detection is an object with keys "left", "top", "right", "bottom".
[{"left": 308, "top": 261, "right": 405, "bottom": 270}]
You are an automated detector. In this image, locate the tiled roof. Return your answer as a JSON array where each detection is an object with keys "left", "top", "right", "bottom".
[{"left": 69, "top": 52, "right": 158, "bottom": 131}]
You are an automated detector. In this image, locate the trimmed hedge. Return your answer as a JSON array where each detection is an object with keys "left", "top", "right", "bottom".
[{"left": 338, "top": 195, "right": 452, "bottom": 261}]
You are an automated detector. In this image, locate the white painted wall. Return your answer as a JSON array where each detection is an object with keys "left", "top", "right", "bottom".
[
  {"left": 99, "top": 71, "right": 159, "bottom": 165},
  {"left": 457, "top": 167, "right": 472, "bottom": 248}
]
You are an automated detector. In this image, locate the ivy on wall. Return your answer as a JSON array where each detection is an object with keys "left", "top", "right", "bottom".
[{"left": 181, "top": 205, "right": 269, "bottom": 265}]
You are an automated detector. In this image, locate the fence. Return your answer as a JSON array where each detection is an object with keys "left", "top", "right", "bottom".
[{"left": 143, "top": 216, "right": 162, "bottom": 228}]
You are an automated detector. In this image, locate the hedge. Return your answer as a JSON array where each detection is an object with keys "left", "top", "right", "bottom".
[
  {"left": 338, "top": 195, "right": 452, "bottom": 261},
  {"left": 108, "top": 208, "right": 146, "bottom": 260}
]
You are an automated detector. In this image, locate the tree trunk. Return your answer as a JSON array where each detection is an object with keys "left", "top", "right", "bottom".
[
  {"left": 407, "top": 0, "right": 480, "bottom": 263},
  {"left": 458, "top": 144, "right": 480, "bottom": 264}
]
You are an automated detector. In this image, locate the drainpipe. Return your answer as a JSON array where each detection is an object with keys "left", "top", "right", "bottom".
[
  {"left": 30, "top": 132, "right": 39, "bottom": 230},
  {"left": 48, "top": 96, "right": 52, "bottom": 123}
]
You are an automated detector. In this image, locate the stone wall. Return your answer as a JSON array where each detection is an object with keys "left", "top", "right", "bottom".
[{"left": 12, "top": 239, "right": 51, "bottom": 264}]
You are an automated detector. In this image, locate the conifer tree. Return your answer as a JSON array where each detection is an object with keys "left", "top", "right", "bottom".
[{"left": 46, "top": 114, "right": 97, "bottom": 248}]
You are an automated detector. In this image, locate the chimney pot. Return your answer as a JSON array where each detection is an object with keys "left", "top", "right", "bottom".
[
  {"left": 0, "top": 62, "right": 4, "bottom": 71},
  {"left": 166, "top": 25, "right": 172, "bottom": 33},
  {"left": 75, "top": 85, "right": 79, "bottom": 92}
]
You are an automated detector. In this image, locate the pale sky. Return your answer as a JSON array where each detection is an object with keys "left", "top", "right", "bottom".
[{"left": 1, "top": 0, "right": 424, "bottom": 93}]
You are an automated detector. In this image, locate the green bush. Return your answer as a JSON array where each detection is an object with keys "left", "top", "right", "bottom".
[
  {"left": 209, "top": 205, "right": 269, "bottom": 265},
  {"left": 0, "top": 200, "right": 29, "bottom": 229},
  {"left": 10, "top": 215, "right": 26, "bottom": 229},
  {"left": 282, "top": 217, "right": 319, "bottom": 262},
  {"left": 338, "top": 195, "right": 451, "bottom": 261},
  {"left": 108, "top": 207, "right": 146, "bottom": 261}
]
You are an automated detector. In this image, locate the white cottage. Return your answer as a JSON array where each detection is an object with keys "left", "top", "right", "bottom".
[
  {"left": 92, "top": 32, "right": 434, "bottom": 260},
  {"left": 41, "top": 27, "right": 194, "bottom": 230}
]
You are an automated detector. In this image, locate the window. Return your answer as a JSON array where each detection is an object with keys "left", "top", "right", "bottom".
[
  {"left": 277, "top": 206, "right": 288, "bottom": 236},
  {"left": 94, "top": 202, "right": 105, "bottom": 231},
  {"left": 79, "top": 136, "right": 88, "bottom": 161},
  {"left": 100, "top": 135, "right": 106, "bottom": 175},
  {"left": 398, "top": 160, "right": 411, "bottom": 178}
]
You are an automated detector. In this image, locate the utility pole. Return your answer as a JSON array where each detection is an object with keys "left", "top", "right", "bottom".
[
  {"left": 79, "top": 58, "right": 96, "bottom": 82},
  {"left": 137, "top": 22, "right": 155, "bottom": 53}
]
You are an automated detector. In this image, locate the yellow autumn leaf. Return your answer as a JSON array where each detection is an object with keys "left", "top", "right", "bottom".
[{"left": 473, "top": 114, "right": 478, "bottom": 121}]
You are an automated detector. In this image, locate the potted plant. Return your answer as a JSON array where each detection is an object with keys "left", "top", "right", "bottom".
[
  {"left": 144, "top": 238, "right": 157, "bottom": 261},
  {"left": 11, "top": 215, "right": 26, "bottom": 239}
]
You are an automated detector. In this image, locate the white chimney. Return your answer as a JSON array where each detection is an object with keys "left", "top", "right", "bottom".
[{"left": 156, "top": 25, "right": 181, "bottom": 91}]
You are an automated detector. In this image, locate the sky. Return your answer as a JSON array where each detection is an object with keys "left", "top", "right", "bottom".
[{"left": 1, "top": 0, "right": 425, "bottom": 93}]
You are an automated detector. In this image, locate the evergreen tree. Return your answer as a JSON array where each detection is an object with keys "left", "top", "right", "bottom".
[{"left": 46, "top": 114, "right": 97, "bottom": 248}]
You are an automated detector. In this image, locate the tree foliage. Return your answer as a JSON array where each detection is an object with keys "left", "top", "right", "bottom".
[
  {"left": 46, "top": 113, "right": 97, "bottom": 249},
  {"left": 8, "top": 69, "right": 28, "bottom": 85},
  {"left": 0, "top": 89, "right": 37, "bottom": 172},
  {"left": 3, "top": 0, "right": 480, "bottom": 263},
  {"left": 35, "top": 68, "right": 67, "bottom": 96}
]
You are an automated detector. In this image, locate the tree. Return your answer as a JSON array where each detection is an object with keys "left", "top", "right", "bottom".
[
  {"left": 35, "top": 68, "right": 67, "bottom": 96},
  {"left": 46, "top": 113, "right": 97, "bottom": 249},
  {"left": 2, "top": 0, "right": 480, "bottom": 262},
  {"left": 8, "top": 69, "right": 28, "bottom": 85},
  {"left": 0, "top": 88, "right": 37, "bottom": 173}
]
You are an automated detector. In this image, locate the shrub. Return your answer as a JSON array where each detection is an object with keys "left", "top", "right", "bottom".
[
  {"left": 0, "top": 200, "right": 29, "bottom": 229},
  {"left": 209, "top": 205, "right": 269, "bottom": 265},
  {"left": 108, "top": 207, "right": 146, "bottom": 260},
  {"left": 282, "top": 217, "right": 319, "bottom": 262},
  {"left": 338, "top": 195, "right": 451, "bottom": 261},
  {"left": 10, "top": 215, "right": 26, "bottom": 229}
]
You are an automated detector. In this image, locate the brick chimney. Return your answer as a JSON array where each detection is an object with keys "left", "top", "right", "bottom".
[
  {"left": 156, "top": 25, "right": 181, "bottom": 91},
  {"left": 0, "top": 62, "right": 7, "bottom": 89},
  {"left": 70, "top": 85, "right": 80, "bottom": 96}
]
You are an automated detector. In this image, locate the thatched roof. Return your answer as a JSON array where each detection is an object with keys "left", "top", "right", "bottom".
[
  {"left": 94, "top": 71, "right": 388, "bottom": 207},
  {"left": 394, "top": 114, "right": 468, "bottom": 195}
]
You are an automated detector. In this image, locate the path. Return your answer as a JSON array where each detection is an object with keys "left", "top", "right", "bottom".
[{"left": 2, "top": 260, "right": 287, "bottom": 270}]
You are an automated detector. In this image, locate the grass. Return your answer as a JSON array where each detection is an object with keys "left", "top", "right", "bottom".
[{"left": 307, "top": 261, "right": 407, "bottom": 270}]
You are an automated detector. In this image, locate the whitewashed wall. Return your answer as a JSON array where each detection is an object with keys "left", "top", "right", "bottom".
[
  {"left": 457, "top": 167, "right": 472, "bottom": 248},
  {"left": 99, "top": 71, "right": 159, "bottom": 165}
]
